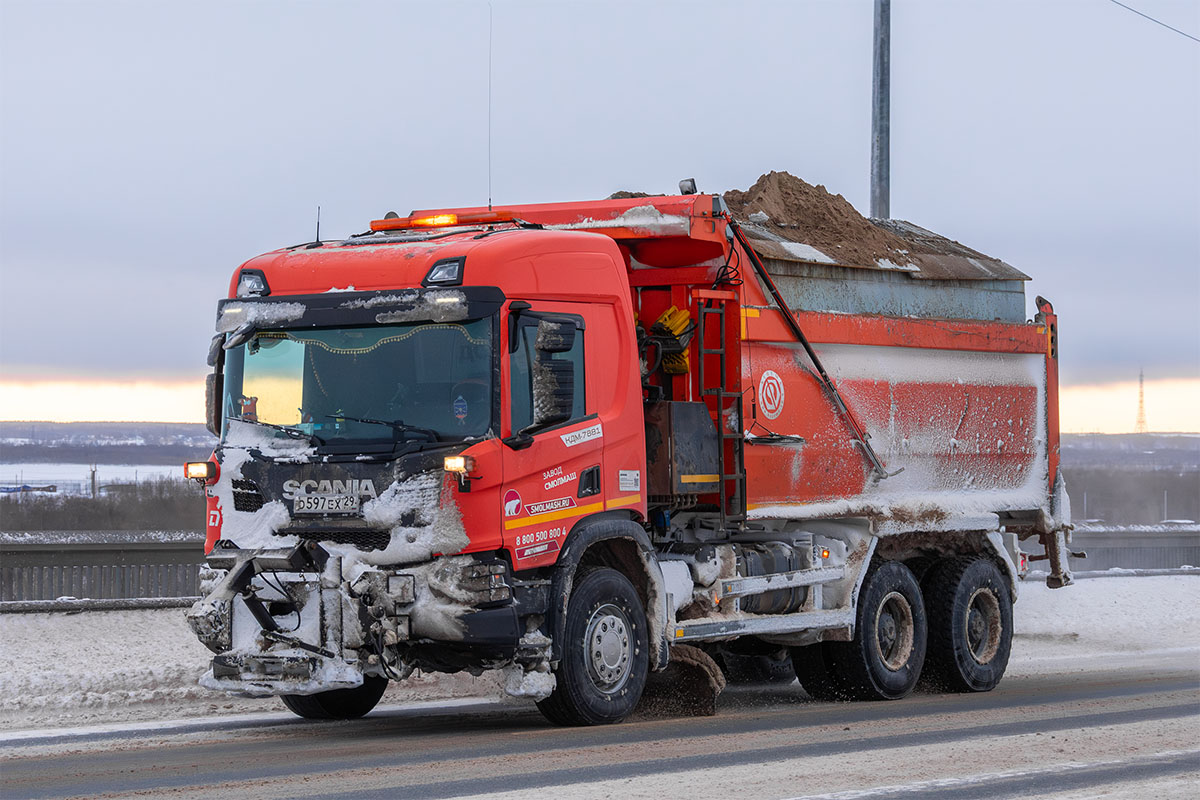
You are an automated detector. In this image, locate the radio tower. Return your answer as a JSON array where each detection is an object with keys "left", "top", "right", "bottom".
[{"left": 1134, "top": 369, "right": 1149, "bottom": 433}]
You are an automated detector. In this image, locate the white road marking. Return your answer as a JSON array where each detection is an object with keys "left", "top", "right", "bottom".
[
  {"left": 0, "top": 697, "right": 500, "bottom": 746},
  {"left": 778, "top": 748, "right": 1200, "bottom": 800}
]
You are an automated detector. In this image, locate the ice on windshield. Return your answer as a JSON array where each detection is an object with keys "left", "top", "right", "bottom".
[{"left": 221, "top": 319, "right": 493, "bottom": 444}]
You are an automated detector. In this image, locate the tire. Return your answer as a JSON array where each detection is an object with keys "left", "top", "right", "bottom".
[
  {"left": 720, "top": 649, "right": 797, "bottom": 684},
  {"left": 824, "top": 561, "right": 927, "bottom": 701},
  {"left": 280, "top": 674, "right": 388, "bottom": 720},
  {"left": 789, "top": 643, "right": 846, "bottom": 700},
  {"left": 923, "top": 556, "right": 1013, "bottom": 693},
  {"left": 537, "top": 567, "right": 649, "bottom": 726},
  {"left": 905, "top": 556, "right": 938, "bottom": 584}
]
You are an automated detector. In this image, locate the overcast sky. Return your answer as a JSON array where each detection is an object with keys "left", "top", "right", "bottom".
[{"left": 1, "top": 1, "right": 1197, "bottom": 413}]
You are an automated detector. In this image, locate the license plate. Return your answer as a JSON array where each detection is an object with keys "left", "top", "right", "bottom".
[{"left": 293, "top": 493, "right": 360, "bottom": 514}]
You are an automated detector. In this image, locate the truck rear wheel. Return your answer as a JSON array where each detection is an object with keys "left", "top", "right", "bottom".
[
  {"left": 537, "top": 567, "right": 649, "bottom": 726},
  {"left": 824, "top": 561, "right": 927, "bottom": 700},
  {"left": 280, "top": 675, "right": 388, "bottom": 720},
  {"left": 923, "top": 556, "right": 1013, "bottom": 692}
]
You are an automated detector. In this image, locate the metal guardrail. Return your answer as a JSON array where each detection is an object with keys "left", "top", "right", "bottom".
[
  {"left": 0, "top": 531, "right": 205, "bottom": 603},
  {"left": 0, "top": 526, "right": 1196, "bottom": 609},
  {"left": 0, "top": 596, "right": 200, "bottom": 613},
  {"left": 1068, "top": 526, "right": 1200, "bottom": 572}
]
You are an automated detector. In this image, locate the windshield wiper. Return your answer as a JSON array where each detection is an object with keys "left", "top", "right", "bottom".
[
  {"left": 325, "top": 414, "right": 439, "bottom": 442},
  {"left": 234, "top": 417, "right": 325, "bottom": 446}
]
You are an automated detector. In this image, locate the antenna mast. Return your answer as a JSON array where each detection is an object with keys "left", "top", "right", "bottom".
[
  {"left": 1134, "top": 368, "right": 1149, "bottom": 433},
  {"left": 487, "top": 2, "right": 494, "bottom": 210}
]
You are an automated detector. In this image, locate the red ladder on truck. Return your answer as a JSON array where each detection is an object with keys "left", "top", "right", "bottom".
[{"left": 694, "top": 288, "right": 746, "bottom": 529}]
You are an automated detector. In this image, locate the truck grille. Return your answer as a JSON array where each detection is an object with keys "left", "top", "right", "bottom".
[
  {"left": 231, "top": 479, "right": 265, "bottom": 512},
  {"left": 279, "top": 529, "right": 392, "bottom": 552}
]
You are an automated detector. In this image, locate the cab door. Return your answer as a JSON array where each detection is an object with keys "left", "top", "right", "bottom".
[{"left": 500, "top": 302, "right": 605, "bottom": 571}]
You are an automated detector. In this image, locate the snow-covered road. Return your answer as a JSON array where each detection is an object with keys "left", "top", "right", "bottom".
[
  {"left": 1, "top": 576, "right": 1197, "bottom": 798},
  {"left": 2, "top": 648, "right": 1196, "bottom": 799}
]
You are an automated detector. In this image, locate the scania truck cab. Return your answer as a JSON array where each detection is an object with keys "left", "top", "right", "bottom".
[{"left": 189, "top": 213, "right": 661, "bottom": 724}]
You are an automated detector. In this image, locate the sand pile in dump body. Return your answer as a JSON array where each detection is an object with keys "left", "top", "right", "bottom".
[{"left": 723, "top": 171, "right": 913, "bottom": 269}]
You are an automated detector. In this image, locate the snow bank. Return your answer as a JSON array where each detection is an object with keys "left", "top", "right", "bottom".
[
  {"left": 0, "top": 607, "right": 501, "bottom": 731},
  {"left": 1010, "top": 574, "right": 1200, "bottom": 662}
]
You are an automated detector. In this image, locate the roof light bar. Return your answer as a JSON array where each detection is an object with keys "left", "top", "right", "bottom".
[{"left": 370, "top": 210, "right": 517, "bottom": 232}]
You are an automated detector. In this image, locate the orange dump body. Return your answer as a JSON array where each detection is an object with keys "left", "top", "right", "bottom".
[{"left": 400, "top": 194, "right": 1061, "bottom": 536}]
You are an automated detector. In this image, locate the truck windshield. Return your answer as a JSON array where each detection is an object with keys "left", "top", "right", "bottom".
[{"left": 221, "top": 319, "right": 493, "bottom": 444}]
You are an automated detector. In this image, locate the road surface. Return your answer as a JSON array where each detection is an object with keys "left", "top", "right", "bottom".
[{"left": 3, "top": 649, "right": 1197, "bottom": 799}]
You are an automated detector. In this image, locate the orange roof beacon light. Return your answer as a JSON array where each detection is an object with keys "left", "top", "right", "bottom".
[
  {"left": 369, "top": 210, "right": 517, "bottom": 232},
  {"left": 412, "top": 213, "right": 458, "bottom": 227}
]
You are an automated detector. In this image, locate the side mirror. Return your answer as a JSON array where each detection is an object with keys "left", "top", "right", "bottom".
[
  {"left": 206, "top": 335, "right": 225, "bottom": 438},
  {"left": 531, "top": 357, "right": 574, "bottom": 427},
  {"left": 205, "top": 372, "right": 223, "bottom": 438},
  {"left": 535, "top": 319, "right": 575, "bottom": 353},
  {"left": 530, "top": 319, "right": 577, "bottom": 427},
  {"left": 207, "top": 334, "right": 224, "bottom": 368}
]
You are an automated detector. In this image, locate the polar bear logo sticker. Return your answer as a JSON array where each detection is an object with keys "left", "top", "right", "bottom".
[{"left": 503, "top": 489, "right": 522, "bottom": 517}]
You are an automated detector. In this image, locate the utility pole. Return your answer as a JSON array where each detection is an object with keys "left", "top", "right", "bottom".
[{"left": 870, "top": 0, "right": 891, "bottom": 219}]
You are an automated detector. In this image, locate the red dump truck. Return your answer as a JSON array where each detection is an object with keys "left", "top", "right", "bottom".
[{"left": 186, "top": 176, "right": 1073, "bottom": 725}]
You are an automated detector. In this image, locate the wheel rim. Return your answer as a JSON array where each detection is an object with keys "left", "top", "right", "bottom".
[
  {"left": 874, "top": 591, "right": 915, "bottom": 671},
  {"left": 965, "top": 587, "right": 1002, "bottom": 665},
  {"left": 585, "top": 603, "right": 632, "bottom": 693}
]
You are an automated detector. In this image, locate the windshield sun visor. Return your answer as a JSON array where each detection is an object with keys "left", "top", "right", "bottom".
[{"left": 216, "top": 286, "right": 505, "bottom": 334}]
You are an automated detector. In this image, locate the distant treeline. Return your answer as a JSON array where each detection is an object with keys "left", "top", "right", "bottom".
[
  {"left": 0, "top": 479, "right": 205, "bottom": 531},
  {"left": 0, "top": 420, "right": 210, "bottom": 444},
  {"left": 0, "top": 444, "right": 213, "bottom": 466},
  {"left": 1063, "top": 467, "right": 1200, "bottom": 524}
]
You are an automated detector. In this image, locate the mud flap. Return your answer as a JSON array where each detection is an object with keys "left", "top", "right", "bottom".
[
  {"left": 1042, "top": 529, "right": 1074, "bottom": 589},
  {"left": 636, "top": 644, "right": 727, "bottom": 716},
  {"left": 1040, "top": 470, "right": 1075, "bottom": 589}
]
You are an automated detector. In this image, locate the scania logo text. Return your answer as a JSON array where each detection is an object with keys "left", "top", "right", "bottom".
[{"left": 281, "top": 479, "right": 379, "bottom": 500}]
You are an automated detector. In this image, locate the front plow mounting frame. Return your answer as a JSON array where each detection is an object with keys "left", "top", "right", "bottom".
[
  {"left": 188, "top": 539, "right": 359, "bottom": 696},
  {"left": 203, "top": 539, "right": 331, "bottom": 639}
]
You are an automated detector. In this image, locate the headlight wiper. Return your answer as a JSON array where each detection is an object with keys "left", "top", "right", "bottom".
[
  {"left": 235, "top": 417, "right": 325, "bottom": 446},
  {"left": 326, "top": 414, "right": 439, "bottom": 442}
]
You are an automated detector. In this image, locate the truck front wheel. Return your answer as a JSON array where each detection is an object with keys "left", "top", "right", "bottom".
[
  {"left": 280, "top": 674, "right": 388, "bottom": 720},
  {"left": 825, "top": 561, "right": 927, "bottom": 700},
  {"left": 922, "top": 556, "right": 1013, "bottom": 692},
  {"left": 537, "top": 567, "right": 649, "bottom": 726}
]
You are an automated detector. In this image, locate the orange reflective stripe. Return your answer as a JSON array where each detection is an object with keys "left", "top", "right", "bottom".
[
  {"left": 605, "top": 494, "right": 642, "bottom": 510},
  {"left": 503, "top": 500, "right": 605, "bottom": 531}
]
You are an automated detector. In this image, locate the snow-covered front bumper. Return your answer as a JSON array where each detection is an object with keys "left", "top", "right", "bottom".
[{"left": 187, "top": 541, "right": 519, "bottom": 696}]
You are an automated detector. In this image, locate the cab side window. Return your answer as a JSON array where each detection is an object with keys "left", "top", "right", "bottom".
[{"left": 510, "top": 314, "right": 585, "bottom": 433}]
